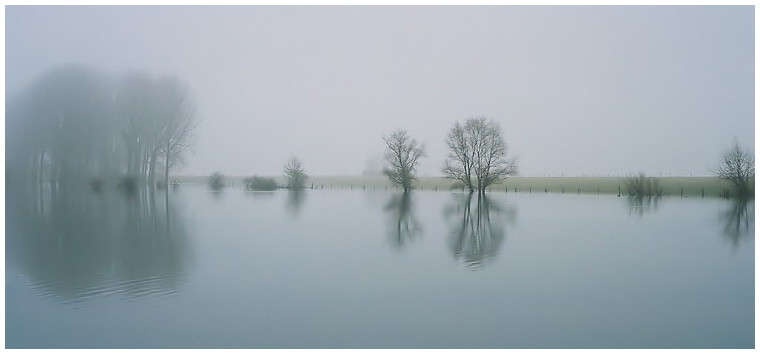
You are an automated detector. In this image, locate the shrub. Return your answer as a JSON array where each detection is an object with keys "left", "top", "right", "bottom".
[
  {"left": 244, "top": 176, "right": 278, "bottom": 191},
  {"left": 625, "top": 173, "right": 663, "bottom": 197},
  {"left": 208, "top": 172, "right": 226, "bottom": 190}
]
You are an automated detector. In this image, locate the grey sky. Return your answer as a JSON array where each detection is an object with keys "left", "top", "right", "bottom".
[{"left": 6, "top": 5, "right": 754, "bottom": 177}]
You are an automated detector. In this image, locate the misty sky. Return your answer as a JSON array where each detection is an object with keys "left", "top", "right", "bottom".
[{"left": 5, "top": 6, "right": 755, "bottom": 177}]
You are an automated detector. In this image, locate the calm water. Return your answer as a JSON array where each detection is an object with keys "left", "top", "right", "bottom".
[{"left": 5, "top": 185, "right": 754, "bottom": 348}]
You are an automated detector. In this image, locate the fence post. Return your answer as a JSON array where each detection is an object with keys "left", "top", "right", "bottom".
[
  {"left": 529, "top": 186, "right": 532, "bottom": 194},
  {"left": 702, "top": 188, "right": 704, "bottom": 198}
]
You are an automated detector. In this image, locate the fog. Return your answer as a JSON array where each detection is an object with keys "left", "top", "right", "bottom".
[{"left": 6, "top": 6, "right": 754, "bottom": 177}]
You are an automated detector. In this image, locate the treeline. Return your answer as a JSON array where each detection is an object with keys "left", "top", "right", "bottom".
[{"left": 6, "top": 64, "right": 197, "bottom": 190}]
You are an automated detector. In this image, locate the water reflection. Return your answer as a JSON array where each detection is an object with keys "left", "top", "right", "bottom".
[
  {"left": 720, "top": 198, "right": 754, "bottom": 247},
  {"left": 285, "top": 190, "right": 307, "bottom": 217},
  {"left": 383, "top": 192, "right": 422, "bottom": 249},
  {"left": 6, "top": 184, "right": 192, "bottom": 303},
  {"left": 626, "top": 196, "right": 661, "bottom": 217},
  {"left": 443, "top": 194, "right": 516, "bottom": 270}
]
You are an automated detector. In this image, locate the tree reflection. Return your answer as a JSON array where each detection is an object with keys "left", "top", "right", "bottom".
[
  {"left": 720, "top": 197, "right": 754, "bottom": 247},
  {"left": 285, "top": 190, "right": 307, "bottom": 217},
  {"left": 6, "top": 184, "right": 191, "bottom": 303},
  {"left": 383, "top": 192, "right": 422, "bottom": 250},
  {"left": 626, "top": 196, "right": 661, "bottom": 217},
  {"left": 443, "top": 194, "right": 516, "bottom": 270}
]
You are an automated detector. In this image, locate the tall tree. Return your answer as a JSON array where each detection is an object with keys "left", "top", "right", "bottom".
[
  {"left": 6, "top": 64, "right": 199, "bottom": 191},
  {"left": 382, "top": 129, "right": 426, "bottom": 193},
  {"left": 8, "top": 64, "right": 114, "bottom": 189},
  {"left": 444, "top": 117, "right": 517, "bottom": 194}
]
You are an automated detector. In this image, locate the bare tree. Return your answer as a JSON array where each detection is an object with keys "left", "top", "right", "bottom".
[
  {"left": 283, "top": 156, "right": 308, "bottom": 189},
  {"left": 382, "top": 130, "right": 426, "bottom": 193},
  {"left": 443, "top": 122, "right": 475, "bottom": 193},
  {"left": 444, "top": 117, "right": 517, "bottom": 194},
  {"left": 155, "top": 77, "right": 198, "bottom": 189},
  {"left": 715, "top": 142, "right": 754, "bottom": 198}
]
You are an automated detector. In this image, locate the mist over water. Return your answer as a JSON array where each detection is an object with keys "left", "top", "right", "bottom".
[{"left": 5, "top": 5, "right": 755, "bottom": 349}]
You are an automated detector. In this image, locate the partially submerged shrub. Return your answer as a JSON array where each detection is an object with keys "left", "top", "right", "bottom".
[
  {"left": 625, "top": 173, "right": 663, "bottom": 197},
  {"left": 208, "top": 172, "right": 226, "bottom": 191},
  {"left": 244, "top": 176, "right": 278, "bottom": 191}
]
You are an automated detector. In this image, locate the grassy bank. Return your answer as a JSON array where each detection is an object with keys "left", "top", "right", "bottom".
[{"left": 171, "top": 175, "right": 741, "bottom": 198}]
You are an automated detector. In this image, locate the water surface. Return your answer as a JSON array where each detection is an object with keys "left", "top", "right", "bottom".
[{"left": 6, "top": 186, "right": 754, "bottom": 348}]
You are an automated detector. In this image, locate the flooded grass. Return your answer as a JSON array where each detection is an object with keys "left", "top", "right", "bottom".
[{"left": 172, "top": 175, "right": 738, "bottom": 198}]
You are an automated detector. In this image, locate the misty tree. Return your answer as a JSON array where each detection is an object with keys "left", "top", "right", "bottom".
[
  {"left": 382, "top": 129, "right": 426, "bottom": 193},
  {"left": 5, "top": 64, "right": 198, "bottom": 192},
  {"left": 154, "top": 77, "right": 198, "bottom": 189},
  {"left": 114, "top": 72, "right": 162, "bottom": 182},
  {"left": 715, "top": 142, "right": 755, "bottom": 198},
  {"left": 6, "top": 64, "right": 115, "bottom": 190},
  {"left": 444, "top": 117, "right": 517, "bottom": 194},
  {"left": 114, "top": 73, "right": 197, "bottom": 187},
  {"left": 283, "top": 156, "right": 308, "bottom": 189}
]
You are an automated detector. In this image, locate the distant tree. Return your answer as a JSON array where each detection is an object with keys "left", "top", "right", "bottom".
[
  {"left": 444, "top": 117, "right": 517, "bottom": 194},
  {"left": 283, "top": 156, "right": 308, "bottom": 189},
  {"left": 382, "top": 130, "right": 426, "bottom": 193},
  {"left": 208, "top": 172, "right": 225, "bottom": 191},
  {"left": 715, "top": 142, "right": 754, "bottom": 198}
]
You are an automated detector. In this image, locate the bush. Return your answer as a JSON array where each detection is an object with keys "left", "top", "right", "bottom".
[
  {"left": 208, "top": 172, "right": 226, "bottom": 190},
  {"left": 625, "top": 173, "right": 663, "bottom": 197},
  {"left": 244, "top": 176, "right": 278, "bottom": 191}
]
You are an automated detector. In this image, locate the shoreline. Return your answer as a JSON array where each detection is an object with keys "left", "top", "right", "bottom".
[{"left": 170, "top": 175, "right": 740, "bottom": 198}]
